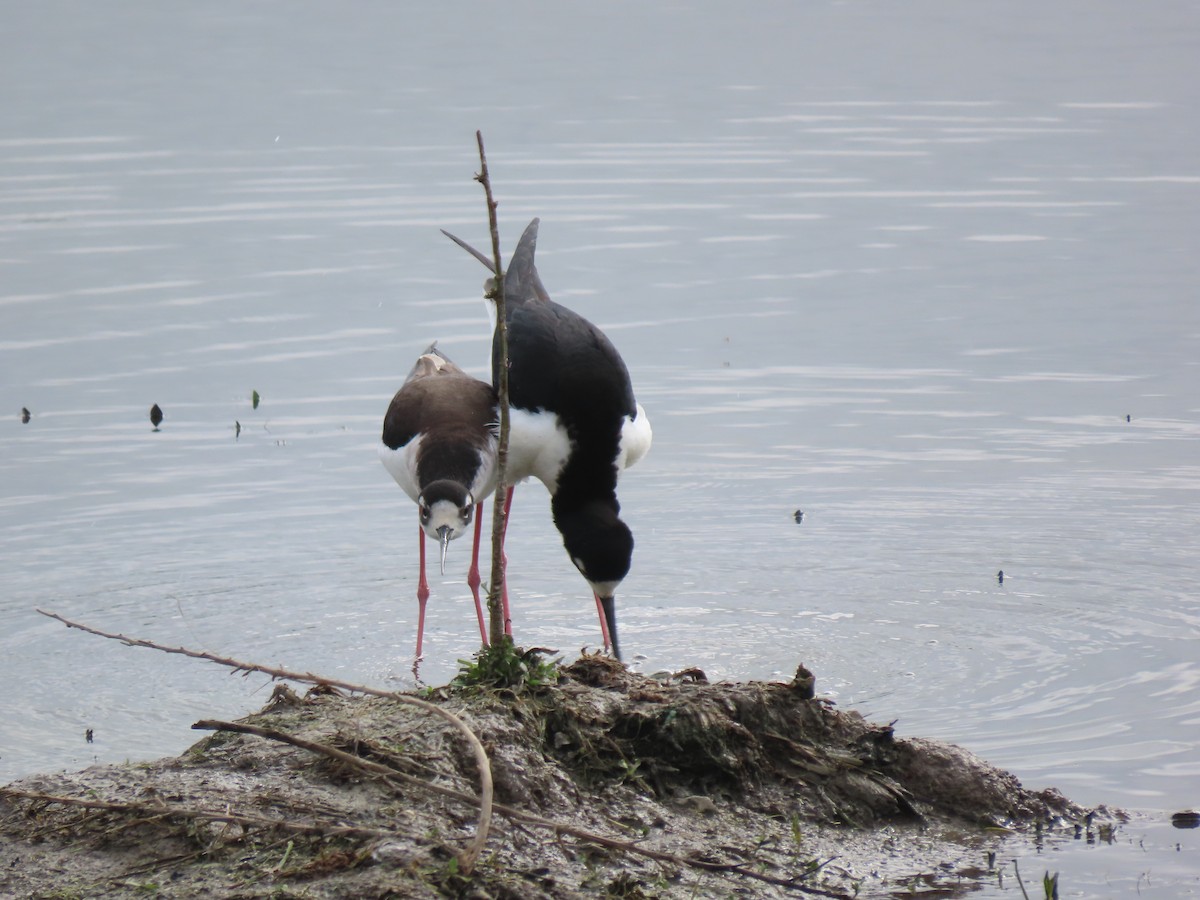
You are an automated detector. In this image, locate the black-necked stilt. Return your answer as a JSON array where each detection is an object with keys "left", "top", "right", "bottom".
[
  {"left": 379, "top": 344, "right": 500, "bottom": 658},
  {"left": 150, "top": 404, "right": 163, "bottom": 430},
  {"left": 443, "top": 219, "right": 652, "bottom": 660}
]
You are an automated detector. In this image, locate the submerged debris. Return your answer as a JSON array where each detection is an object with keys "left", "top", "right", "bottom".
[
  {"left": 1172, "top": 810, "right": 1200, "bottom": 829},
  {"left": 1, "top": 658, "right": 1109, "bottom": 898}
]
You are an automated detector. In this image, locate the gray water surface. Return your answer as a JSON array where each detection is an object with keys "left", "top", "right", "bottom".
[{"left": 2, "top": 3, "right": 1198, "bottom": 895}]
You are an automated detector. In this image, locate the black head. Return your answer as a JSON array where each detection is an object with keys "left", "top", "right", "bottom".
[
  {"left": 418, "top": 479, "right": 474, "bottom": 536},
  {"left": 555, "top": 501, "right": 633, "bottom": 661},
  {"left": 417, "top": 479, "right": 475, "bottom": 574},
  {"left": 554, "top": 500, "right": 634, "bottom": 599}
]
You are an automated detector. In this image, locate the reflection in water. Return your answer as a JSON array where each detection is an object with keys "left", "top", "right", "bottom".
[{"left": 2, "top": 4, "right": 1199, "bottom": 895}]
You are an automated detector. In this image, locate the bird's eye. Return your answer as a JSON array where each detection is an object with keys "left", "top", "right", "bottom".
[
  {"left": 419, "top": 505, "right": 431, "bottom": 523},
  {"left": 460, "top": 507, "right": 473, "bottom": 525}
]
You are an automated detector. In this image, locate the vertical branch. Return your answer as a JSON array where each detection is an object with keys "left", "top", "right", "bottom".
[{"left": 473, "top": 132, "right": 509, "bottom": 646}]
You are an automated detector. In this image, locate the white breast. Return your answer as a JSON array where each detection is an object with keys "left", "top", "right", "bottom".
[
  {"left": 378, "top": 436, "right": 422, "bottom": 504},
  {"left": 468, "top": 434, "right": 501, "bottom": 501}
]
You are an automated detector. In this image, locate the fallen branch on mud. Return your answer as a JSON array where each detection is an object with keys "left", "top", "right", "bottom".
[
  {"left": 35, "top": 608, "right": 494, "bottom": 876},
  {"left": 0, "top": 788, "right": 396, "bottom": 842}
]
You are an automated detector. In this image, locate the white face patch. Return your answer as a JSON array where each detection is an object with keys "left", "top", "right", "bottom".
[
  {"left": 572, "top": 557, "right": 623, "bottom": 600},
  {"left": 587, "top": 578, "right": 622, "bottom": 600},
  {"left": 422, "top": 498, "right": 470, "bottom": 541}
]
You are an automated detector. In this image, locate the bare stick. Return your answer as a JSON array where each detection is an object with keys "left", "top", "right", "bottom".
[
  {"left": 1013, "top": 859, "right": 1032, "bottom": 900},
  {"left": 34, "top": 608, "right": 493, "bottom": 875},
  {"left": 0, "top": 788, "right": 394, "bottom": 841},
  {"left": 473, "top": 131, "right": 511, "bottom": 646},
  {"left": 192, "top": 719, "right": 482, "bottom": 805}
]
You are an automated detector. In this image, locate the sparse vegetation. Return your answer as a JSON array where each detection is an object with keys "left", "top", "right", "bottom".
[{"left": 450, "top": 637, "right": 561, "bottom": 691}]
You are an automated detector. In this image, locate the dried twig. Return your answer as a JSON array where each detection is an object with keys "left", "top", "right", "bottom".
[
  {"left": 190, "top": 719, "right": 478, "bottom": 808},
  {"left": 472, "top": 131, "right": 511, "bottom": 645},
  {"left": 0, "top": 788, "right": 393, "bottom": 841},
  {"left": 1013, "top": 858, "right": 1032, "bottom": 900},
  {"left": 34, "top": 608, "right": 493, "bottom": 875}
]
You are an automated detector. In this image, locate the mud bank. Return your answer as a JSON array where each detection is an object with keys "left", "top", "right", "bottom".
[{"left": 1, "top": 656, "right": 1113, "bottom": 898}]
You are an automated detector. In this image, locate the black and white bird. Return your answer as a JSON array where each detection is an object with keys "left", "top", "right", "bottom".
[
  {"left": 379, "top": 344, "right": 500, "bottom": 658},
  {"left": 443, "top": 219, "right": 652, "bottom": 660}
]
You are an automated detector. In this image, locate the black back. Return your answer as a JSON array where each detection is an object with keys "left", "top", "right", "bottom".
[{"left": 498, "top": 219, "right": 638, "bottom": 509}]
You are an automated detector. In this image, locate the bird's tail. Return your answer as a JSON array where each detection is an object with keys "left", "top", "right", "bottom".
[
  {"left": 404, "top": 342, "right": 463, "bottom": 383},
  {"left": 441, "top": 218, "right": 551, "bottom": 307},
  {"left": 504, "top": 218, "right": 551, "bottom": 306}
]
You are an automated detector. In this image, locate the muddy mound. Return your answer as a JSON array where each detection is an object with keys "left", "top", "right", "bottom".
[
  {"left": 545, "top": 658, "right": 1069, "bottom": 827},
  {"left": 1, "top": 658, "right": 1103, "bottom": 899}
]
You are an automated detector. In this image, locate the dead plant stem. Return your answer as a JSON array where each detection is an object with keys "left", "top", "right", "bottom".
[
  {"left": 473, "top": 130, "right": 510, "bottom": 646},
  {"left": 34, "top": 607, "right": 492, "bottom": 875}
]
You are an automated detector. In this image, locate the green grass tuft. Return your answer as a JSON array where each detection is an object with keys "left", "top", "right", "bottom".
[{"left": 451, "top": 638, "right": 560, "bottom": 691}]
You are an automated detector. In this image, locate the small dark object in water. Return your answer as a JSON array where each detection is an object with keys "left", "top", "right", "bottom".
[
  {"left": 1126, "top": 414, "right": 1131, "bottom": 423},
  {"left": 150, "top": 404, "right": 163, "bottom": 430},
  {"left": 997, "top": 570, "right": 1004, "bottom": 584},
  {"left": 793, "top": 509, "right": 804, "bottom": 524},
  {"left": 85, "top": 728, "right": 94, "bottom": 744},
  {"left": 790, "top": 663, "right": 816, "bottom": 699},
  {"left": 20, "top": 407, "right": 31, "bottom": 424},
  {"left": 1171, "top": 810, "right": 1200, "bottom": 829},
  {"left": 235, "top": 420, "right": 241, "bottom": 440},
  {"left": 252, "top": 389, "right": 260, "bottom": 410},
  {"left": 674, "top": 667, "right": 708, "bottom": 684}
]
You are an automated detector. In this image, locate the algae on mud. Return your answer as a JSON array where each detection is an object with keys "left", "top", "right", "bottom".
[{"left": 0, "top": 656, "right": 1113, "bottom": 898}]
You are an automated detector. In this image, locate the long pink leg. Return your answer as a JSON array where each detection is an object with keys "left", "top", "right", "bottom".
[
  {"left": 593, "top": 592, "right": 613, "bottom": 653},
  {"left": 498, "top": 486, "right": 515, "bottom": 636},
  {"left": 467, "top": 501, "right": 488, "bottom": 646},
  {"left": 415, "top": 526, "right": 430, "bottom": 659}
]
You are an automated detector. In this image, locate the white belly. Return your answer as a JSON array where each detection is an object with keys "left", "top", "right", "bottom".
[
  {"left": 504, "top": 407, "right": 573, "bottom": 493},
  {"left": 502, "top": 403, "right": 651, "bottom": 493}
]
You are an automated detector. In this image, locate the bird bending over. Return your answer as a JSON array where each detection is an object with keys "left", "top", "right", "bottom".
[
  {"left": 442, "top": 218, "right": 652, "bottom": 660},
  {"left": 379, "top": 344, "right": 499, "bottom": 659}
]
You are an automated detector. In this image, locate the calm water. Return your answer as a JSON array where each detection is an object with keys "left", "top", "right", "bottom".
[{"left": 3, "top": 2, "right": 1198, "bottom": 895}]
